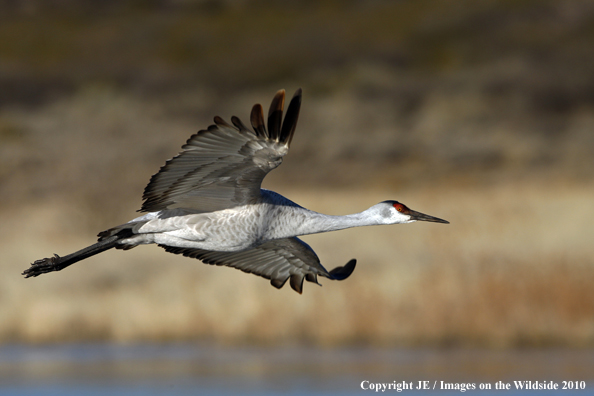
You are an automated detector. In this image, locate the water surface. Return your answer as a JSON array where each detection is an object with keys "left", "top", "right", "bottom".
[{"left": 1, "top": 344, "right": 592, "bottom": 395}]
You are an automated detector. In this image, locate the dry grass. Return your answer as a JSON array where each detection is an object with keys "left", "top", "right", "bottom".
[
  {"left": 2, "top": 181, "right": 593, "bottom": 347},
  {"left": 1, "top": 85, "right": 592, "bottom": 347}
]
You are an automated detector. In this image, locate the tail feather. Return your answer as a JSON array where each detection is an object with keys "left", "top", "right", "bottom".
[{"left": 97, "top": 221, "right": 145, "bottom": 240}]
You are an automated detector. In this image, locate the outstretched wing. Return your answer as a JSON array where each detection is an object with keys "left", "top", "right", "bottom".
[
  {"left": 140, "top": 89, "right": 302, "bottom": 213},
  {"left": 159, "top": 237, "right": 356, "bottom": 294}
]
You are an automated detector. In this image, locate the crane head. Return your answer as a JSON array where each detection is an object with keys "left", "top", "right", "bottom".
[{"left": 377, "top": 200, "right": 449, "bottom": 225}]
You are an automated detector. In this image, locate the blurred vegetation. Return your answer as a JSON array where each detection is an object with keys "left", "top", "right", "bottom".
[
  {"left": 1, "top": 0, "right": 593, "bottom": 97},
  {"left": 1, "top": 0, "right": 594, "bottom": 202},
  {"left": 1, "top": 0, "right": 593, "bottom": 346}
]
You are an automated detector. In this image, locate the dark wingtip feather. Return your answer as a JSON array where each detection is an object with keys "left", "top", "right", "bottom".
[
  {"left": 328, "top": 259, "right": 356, "bottom": 281},
  {"left": 267, "top": 89, "right": 285, "bottom": 141},
  {"left": 305, "top": 273, "right": 320, "bottom": 285},
  {"left": 230, "top": 115, "right": 249, "bottom": 132},
  {"left": 290, "top": 273, "right": 304, "bottom": 294},
  {"left": 251, "top": 103, "right": 267, "bottom": 138},
  {"left": 271, "top": 276, "right": 288, "bottom": 289},
  {"left": 280, "top": 88, "right": 302, "bottom": 147},
  {"left": 214, "top": 116, "right": 233, "bottom": 129}
]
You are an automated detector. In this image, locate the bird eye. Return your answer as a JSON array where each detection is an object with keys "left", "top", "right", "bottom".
[{"left": 393, "top": 203, "right": 404, "bottom": 212}]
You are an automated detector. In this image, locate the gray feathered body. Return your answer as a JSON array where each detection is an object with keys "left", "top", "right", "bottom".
[{"left": 115, "top": 189, "right": 380, "bottom": 253}]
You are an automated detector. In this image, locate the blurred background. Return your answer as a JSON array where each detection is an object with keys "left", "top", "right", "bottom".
[{"left": 1, "top": 0, "right": 594, "bottom": 394}]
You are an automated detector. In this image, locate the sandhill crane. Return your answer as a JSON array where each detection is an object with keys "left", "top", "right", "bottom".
[{"left": 23, "top": 89, "right": 448, "bottom": 293}]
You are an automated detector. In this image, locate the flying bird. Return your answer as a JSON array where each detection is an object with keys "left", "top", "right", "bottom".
[{"left": 23, "top": 89, "right": 448, "bottom": 293}]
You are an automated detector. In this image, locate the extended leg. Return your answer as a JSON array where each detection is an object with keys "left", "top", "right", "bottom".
[{"left": 23, "top": 236, "right": 119, "bottom": 278}]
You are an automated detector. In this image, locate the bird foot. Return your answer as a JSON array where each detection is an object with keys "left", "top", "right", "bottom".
[{"left": 22, "top": 254, "right": 62, "bottom": 278}]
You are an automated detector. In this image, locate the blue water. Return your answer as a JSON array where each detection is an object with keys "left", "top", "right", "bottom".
[{"left": 1, "top": 344, "right": 593, "bottom": 395}]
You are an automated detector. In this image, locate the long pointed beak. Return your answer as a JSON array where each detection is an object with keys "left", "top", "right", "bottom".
[{"left": 409, "top": 209, "right": 449, "bottom": 224}]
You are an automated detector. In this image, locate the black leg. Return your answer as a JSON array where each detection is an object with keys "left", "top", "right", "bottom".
[
  {"left": 22, "top": 254, "right": 65, "bottom": 278},
  {"left": 23, "top": 235, "right": 120, "bottom": 278}
]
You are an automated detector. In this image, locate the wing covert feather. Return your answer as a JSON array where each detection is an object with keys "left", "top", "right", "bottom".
[
  {"left": 140, "top": 89, "right": 302, "bottom": 213},
  {"left": 159, "top": 237, "right": 356, "bottom": 294}
]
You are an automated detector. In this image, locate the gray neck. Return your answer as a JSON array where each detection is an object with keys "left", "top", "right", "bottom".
[
  {"left": 260, "top": 189, "right": 383, "bottom": 239},
  {"left": 266, "top": 205, "right": 381, "bottom": 240},
  {"left": 303, "top": 210, "right": 380, "bottom": 234}
]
